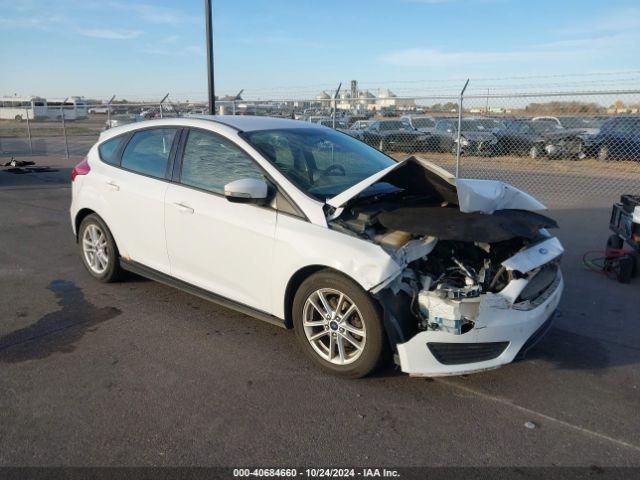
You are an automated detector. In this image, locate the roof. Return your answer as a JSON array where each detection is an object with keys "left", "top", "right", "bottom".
[{"left": 191, "top": 115, "right": 318, "bottom": 132}]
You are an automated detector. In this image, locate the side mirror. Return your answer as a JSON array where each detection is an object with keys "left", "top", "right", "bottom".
[{"left": 224, "top": 178, "right": 269, "bottom": 204}]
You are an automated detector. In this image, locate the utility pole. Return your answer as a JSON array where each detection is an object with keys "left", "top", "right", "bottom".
[
  {"left": 455, "top": 79, "right": 469, "bottom": 179},
  {"left": 332, "top": 82, "right": 342, "bottom": 129},
  {"left": 205, "top": 0, "right": 215, "bottom": 115}
]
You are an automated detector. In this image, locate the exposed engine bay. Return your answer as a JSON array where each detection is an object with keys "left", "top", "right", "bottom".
[{"left": 326, "top": 157, "right": 563, "bottom": 354}]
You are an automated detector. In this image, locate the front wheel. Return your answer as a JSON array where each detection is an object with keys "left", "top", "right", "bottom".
[
  {"left": 598, "top": 145, "right": 610, "bottom": 162},
  {"left": 293, "top": 271, "right": 385, "bottom": 378},
  {"left": 529, "top": 144, "right": 542, "bottom": 159}
]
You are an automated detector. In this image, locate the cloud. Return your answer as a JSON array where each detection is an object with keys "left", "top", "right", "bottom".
[
  {"left": 380, "top": 17, "right": 640, "bottom": 68},
  {"left": 0, "top": 14, "right": 65, "bottom": 30},
  {"left": 77, "top": 28, "right": 142, "bottom": 40},
  {"left": 140, "top": 44, "right": 203, "bottom": 57},
  {"left": 380, "top": 48, "right": 553, "bottom": 67},
  {"left": 160, "top": 35, "right": 179, "bottom": 44},
  {"left": 107, "top": 2, "right": 198, "bottom": 25},
  {"left": 557, "top": 6, "right": 640, "bottom": 36}
]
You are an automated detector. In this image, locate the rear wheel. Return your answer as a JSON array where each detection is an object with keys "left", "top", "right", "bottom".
[
  {"left": 293, "top": 270, "right": 385, "bottom": 378},
  {"left": 78, "top": 214, "right": 123, "bottom": 283}
]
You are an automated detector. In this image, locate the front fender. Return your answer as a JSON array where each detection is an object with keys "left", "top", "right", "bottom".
[{"left": 271, "top": 213, "right": 402, "bottom": 319}]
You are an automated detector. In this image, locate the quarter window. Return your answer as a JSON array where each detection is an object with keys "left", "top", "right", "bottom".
[
  {"left": 180, "top": 129, "right": 265, "bottom": 194},
  {"left": 98, "top": 136, "right": 125, "bottom": 165},
  {"left": 121, "top": 128, "right": 177, "bottom": 178}
]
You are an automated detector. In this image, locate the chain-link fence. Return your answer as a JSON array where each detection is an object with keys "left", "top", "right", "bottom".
[
  {"left": 2, "top": 87, "right": 639, "bottom": 208},
  {"left": 0, "top": 98, "right": 183, "bottom": 159}
]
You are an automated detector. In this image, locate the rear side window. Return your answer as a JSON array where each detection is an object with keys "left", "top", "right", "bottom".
[
  {"left": 98, "top": 136, "right": 125, "bottom": 165},
  {"left": 180, "top": 129, "right": 265, "bottom": 194},
  {"left": 121, "top": 128, "right": 178, "bottom": 179}
]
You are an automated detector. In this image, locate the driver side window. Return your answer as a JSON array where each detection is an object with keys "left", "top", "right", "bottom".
[{"left": 180, "top": 129, "right": 265, "bottom": 195}]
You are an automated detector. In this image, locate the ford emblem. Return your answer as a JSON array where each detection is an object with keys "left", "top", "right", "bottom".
[{"left": 539, "top": 248, "right": 548, "bottom": 254}]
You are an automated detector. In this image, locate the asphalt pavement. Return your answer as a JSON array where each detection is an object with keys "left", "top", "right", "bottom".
[{"left": 1, "top": 154, "right": 639, "bottom": 467}]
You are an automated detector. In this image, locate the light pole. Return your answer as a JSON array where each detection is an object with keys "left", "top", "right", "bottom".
[{"left": 205, "top": 0, "right": 215, "bottom": 115}]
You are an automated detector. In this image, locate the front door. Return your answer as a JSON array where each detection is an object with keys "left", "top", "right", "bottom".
[{"left": 164, "top": 128, "right": 277, "bottom": 313}]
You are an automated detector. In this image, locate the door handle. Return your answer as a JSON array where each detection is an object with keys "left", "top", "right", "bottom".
[
  {"left": 106, "top": 180, "right": 120, "bottom": 191},
  {"left": 173, "top": 202, "right": 194, "bottom": 214}
]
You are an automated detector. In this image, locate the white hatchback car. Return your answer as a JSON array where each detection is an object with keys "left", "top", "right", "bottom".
[{"left": 70, "top": 116, "right": 564, "bottom": 378}]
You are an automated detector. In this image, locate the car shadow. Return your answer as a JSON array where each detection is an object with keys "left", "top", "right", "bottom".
[
  {"left": 0, "top": 167, "right": 70, "bottom": 189},
  {"left": 0, "top": 280, "right": 121, "bottom": 363}
]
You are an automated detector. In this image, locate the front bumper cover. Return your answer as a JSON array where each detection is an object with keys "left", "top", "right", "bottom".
[{"left": 396, "top": 272, "right": 563, "bottom": 377}]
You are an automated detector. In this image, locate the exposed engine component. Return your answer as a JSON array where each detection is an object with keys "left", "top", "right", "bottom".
[
  {"left": 374, "top": 230, "right": 413, "bottom": 249},
  {"left": 418, "top": 289, "right": 479, "bottom": 335},
  {"left": 411, "top": 239, "right": 532, "bottom": 334}
]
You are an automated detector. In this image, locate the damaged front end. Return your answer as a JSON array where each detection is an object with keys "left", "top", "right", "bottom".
[{"left": 326, "top": 157, "right": 564, "bottom": 376}]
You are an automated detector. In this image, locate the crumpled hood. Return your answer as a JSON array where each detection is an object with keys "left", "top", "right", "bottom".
[
  {"left": 456, "top": 178, "right": 545, "bottom": 213},
  {"left": 326, "top": 156, "right": 546, "bottom": 214}
]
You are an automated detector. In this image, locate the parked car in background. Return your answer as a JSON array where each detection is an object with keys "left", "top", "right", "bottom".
[
  {"left": 528, "top": 117, "right": 587, "bottom": 159},
  {"left": 88, "top": 106, "right": 110, "bottom": 115},
  {"left": 307, "top": 116, "right": 332, "bottom": 125},
  {"left": 431, "top": 118, "right": 498, "bottom": 156},
  {"left": 531, "top": 116, "right": 563, "bottom": 130},
  {"left": 584, "top": 116, "right": 640, "bottom": 161},
  {"left": 359, "top": 119, "right": 429, "bottom": 152},
  {"left": 345, "top": 120, "right": 375, "bottom": 141},
  {"left": 71, "top": 116, "right": 563, "bottom": 378},
  {"left": 558, "top": 116, "right": 606, "bottom": 136},
  {"left": 494, "top": 119, "right": 586, "bottom": 159},
  {"left": 318, "top": 119, "right": 349, "bottom": 130},
  {"left": 401, "top": 115, "right": 437, "bottom": 134},
  {"left": 104, "top": 114, "right": 143, "bottom": 129}
]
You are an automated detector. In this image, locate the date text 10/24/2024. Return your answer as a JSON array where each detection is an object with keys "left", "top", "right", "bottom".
[{"left": 233, "top": 468, "right": 401, "bottom": 478}]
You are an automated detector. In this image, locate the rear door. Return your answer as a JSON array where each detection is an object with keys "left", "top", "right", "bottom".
[
  {"left": 164, "top": 128, "right": 277, "bottom": 312},
  {"left": 102, "top": 127, "right": 179, "bottom": 274}
]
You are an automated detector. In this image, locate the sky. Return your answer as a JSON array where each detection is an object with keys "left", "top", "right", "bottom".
[{"left": 1, "top": 0, "right": 640, "bottom": 101}]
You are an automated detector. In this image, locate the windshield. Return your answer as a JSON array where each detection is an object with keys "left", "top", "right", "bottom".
[
  {"left": 530, "top": 120, "right": 561, "bottom": 133},
  {"left": 241, "top": 128, "right": 397, "bottom": 200},
  {"left": 411, "top": 117, "right": 435, "bottom": 128}
]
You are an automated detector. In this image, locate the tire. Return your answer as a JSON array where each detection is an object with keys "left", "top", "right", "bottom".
[
  {"left": 529, "top": 145, "right": 541, "bottom": 159},
  {"left": 292, "top": 270, "right": 385, "bottom": 378},
  {"left": 616, "top": 256, "right": 634, "bottom": 284},
  {"left": 78, "top": 214, "right": 123, "bottom": 283},
  {"left": 14, "top": 115, "right": 22, "bottom": 122},
  {"left": 598, "top": 145, "right": 610, "bottom": 162}
]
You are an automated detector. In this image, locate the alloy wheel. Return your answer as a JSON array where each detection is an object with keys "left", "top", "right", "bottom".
[
  {"left": 82, "top": 224, "right": 109, "bottom": 274},
  {"left": 302, "top": 288, "right": 366, "bottom": 365}
]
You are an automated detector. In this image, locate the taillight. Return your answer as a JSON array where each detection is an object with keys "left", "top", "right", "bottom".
[{"left": 71, "top": 157, "right": 90, "bottom": 182}]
